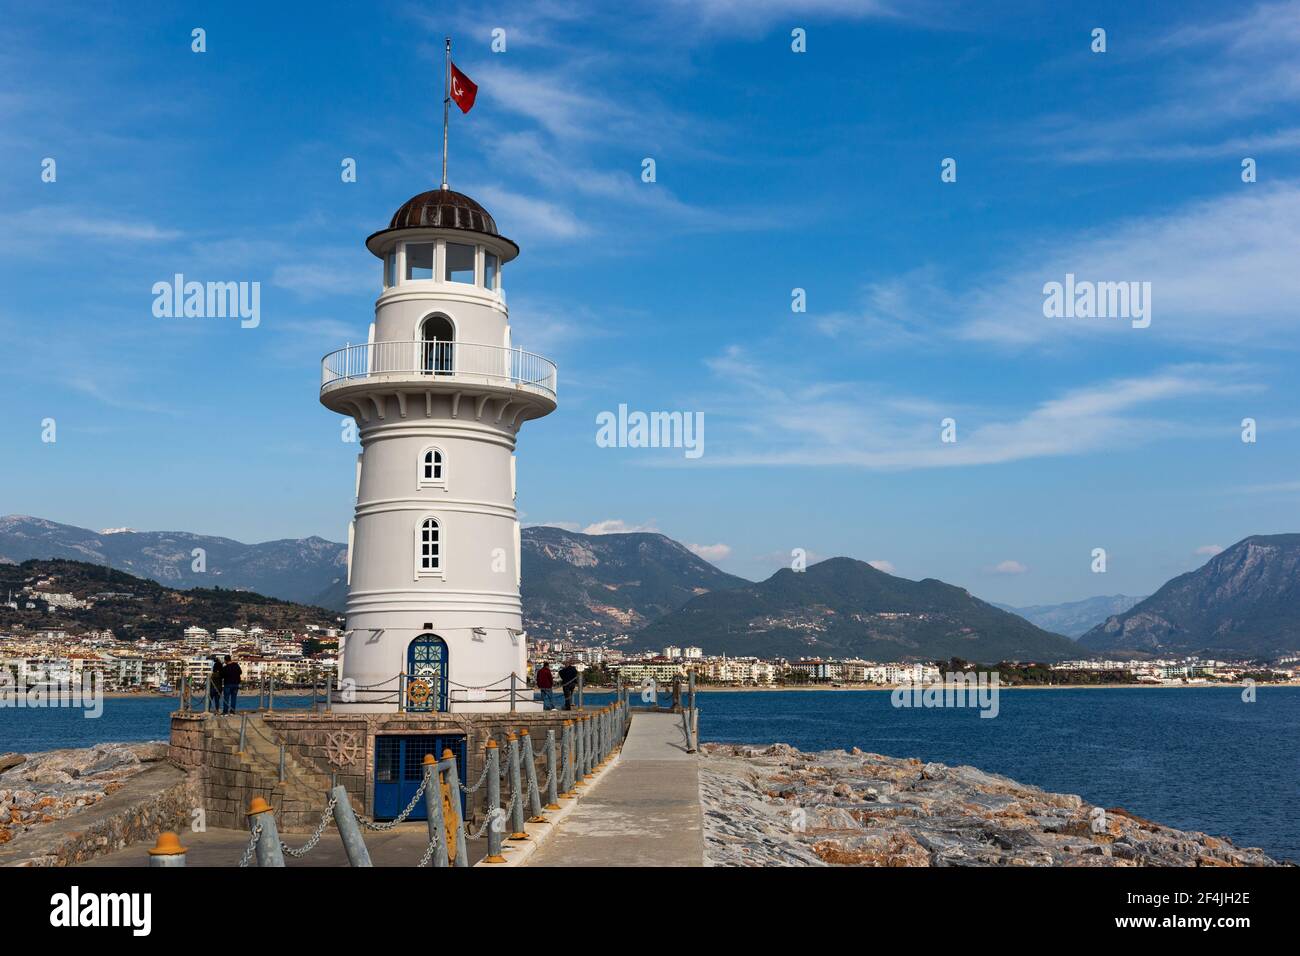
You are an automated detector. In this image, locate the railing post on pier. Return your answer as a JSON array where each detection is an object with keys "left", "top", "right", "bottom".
[
  {"left": 692, "top": 708, "right": 700, "bottom": 753},
  {"left": 331, "top": 784, "right": 373, "bottom": 867},
  {"left": 506, "top": 733, "right": 529, "bottom": 840},
  {"left": 560, "top": 720, "right": 575, "bottom": 797},
  {"left": 616, "top": 672, "right": 623, "bottom": 708},
  {"left": 442, "top": 748, "right": 469, "bottom": 867},
  {"left": 484, "top": 739, "right": 506, "bottom": 863},
  {"left": 325, "top": 673, "right": 333, "bottom": 714},
  {"left": 247, "top": 797, "right": 285, "bottom": 867},
  {"left": 520, "top": 728, "right": 546, "bottom": 823},
  {"left": 510, "top": 672, "right": 517, "bottom": 713},
  {"left": 689, "top": 670, "right": 696, "bottom": 714},
  {"left": 577, "top": 671, "right": 584, "bottom": 711},
  {"left": 422, "top": 754, "right": 450, "bottom": 868},
  {"left": 147, "top": 832, "right": 187, "bottom": 867},
  {"left": 268, "top": 676, "right": 276, "bottom": 712},
  {"left": 583, "top": 716, "right": 595, "bottom": 778},
  {"left": 179, "top": 675, "right": 188, "bottom": 713},
  {"left": 573, "top": 717, "right": 587, "bottom": 788},
  {"left": 238, "top": 713, "right": 247, "bottom": 754},
  {"left": 544, "top": 729, "right": 560, "bottom": 810},
  {"left": 278, "top": 743, "right": 286, "bottom": 783},
  {"left": 201, "top": 676, "right": 210, "bottom": 714}
]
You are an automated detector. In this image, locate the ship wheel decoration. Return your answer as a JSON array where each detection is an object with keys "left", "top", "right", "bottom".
[
  {"left": 324, "top": 730, "right": 361, "bottom": 768},
  {"left": 406, "top": 678, "right": 433, "bottom": 707}
]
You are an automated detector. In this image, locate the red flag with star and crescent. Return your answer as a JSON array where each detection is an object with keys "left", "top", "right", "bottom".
[{"left": 449, "top": 61, "right": 477, "bottom": 113}]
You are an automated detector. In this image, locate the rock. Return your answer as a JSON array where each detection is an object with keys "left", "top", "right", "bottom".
[
  {"left": 0, "top": 754, "right": 26, "bottom": 773},
  {"left": 698, "top": 741, "right": 1287, "bottom": 868}
]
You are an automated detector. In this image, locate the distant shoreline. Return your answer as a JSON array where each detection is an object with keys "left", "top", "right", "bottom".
[{"left": 608, "top": 681, "right": 1300, "bottom": 693}]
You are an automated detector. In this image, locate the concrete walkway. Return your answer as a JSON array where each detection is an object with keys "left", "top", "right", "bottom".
[{"left": 525, "top": 711, "right": 704, "bottom": 867}]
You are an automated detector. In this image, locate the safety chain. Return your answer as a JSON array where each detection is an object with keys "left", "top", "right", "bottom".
[
  {"left": 460, "top": 759, "right": 491, "bottom": 794},
  {"left": 238, "top": 822, "right": 263, "bottom": 868},
  {"left": 416, "top": 827, "right": 442, "bottom": 867},
  {"left": 359, "top": 774, "right": 429, "bottom": 831},
  {"left": 465, "top": 812, "right": 494, "bottom": 839},
  {"left": 280, "top": 794, "right": 339, "bottom": 858}
]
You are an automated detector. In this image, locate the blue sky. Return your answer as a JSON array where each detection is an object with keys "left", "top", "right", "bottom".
[{"left": 1, "top": 0, "right": 1297, "bottom": 605}]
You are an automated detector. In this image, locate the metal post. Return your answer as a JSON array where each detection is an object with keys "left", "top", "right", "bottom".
[
  {"left": 583, "top": 716, "right": 595, "bottom": 778},
  {"left": 442, "top": 748, "right": 469, "bottom": 867},
  {"left": 238, "top": 713, "right": 247, "bottom": 754},
  {"left": 313, "top": 678, "right": 320, "bottom": 714},
  {"left": 577, "top": 670, "right": 584, "bottom": 710},
  {"left": 147, "top": 832, "right": 187, "bottom": 867},
  {"left": 689, "top": 670, "right": 696, "bottom": 714},
  {"left": 268, "top": 676, "right": 275, "bottom": 712},
  {"left": 506, "top": 733, "right": 528, "bottom": 840},
  {"left": 202, "top": 675, "right": 210, "bottom": 714},
  {"left": 693, "top": 708, "right": 700, "bottom": 752},
  {"left": 325, "top": 672, "right": 333, "bottom": 713},
  {"left": 177, "top": 674, "right": 186, "bottom": 713},
  {"left": 616, "top": 671, "right": 623, "bottom": 707},
  {"left": 484, "top": 739, "right": 506, "bottom": 863},
  {"left": 544, "top": 729, "right": 560, "bottom": 810},
  {"left": 422, "top": 754, "right": 449, "bottom": 868},
  {"left": 510, "top": 672, "right": 517, "bottom": 713},
  {"left": 331, "top": 784, "right": 373, "bottom": 867},
  {"left": 520, "top": 728, "right": 545, "bottom": 822},
  {"left": 247, "top": 798, "right": 285, "bottom": 867},
  {"left": 560, "top": 720, "right": 574, "bottom": 796},
  {"left": 573, "top": 716, "right": 587, "bottom": 788},
  {"left": 278, "top": 744, "right": 286, "bottom": 783}
]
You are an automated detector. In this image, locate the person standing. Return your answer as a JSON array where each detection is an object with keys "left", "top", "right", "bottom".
[
  {"left": 208, "top": 657, "right": 224, "bottom": 712},
  {"left": 535, "top": 662, "right": 555, "bottom": 710},
  {"left": 221, "top": 655, "right": 243, "bottom": 714},
  {"left": 558, "top": 660, "right": 579, "bottom": 711}
]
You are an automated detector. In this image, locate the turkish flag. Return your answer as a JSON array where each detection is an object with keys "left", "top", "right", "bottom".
[{"left": 449, "top": 61, "right": 477, "bottom": 113}]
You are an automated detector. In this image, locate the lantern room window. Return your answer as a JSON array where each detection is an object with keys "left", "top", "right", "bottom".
[
  {"left": 484, "top": 252, "right": 499, "bottom": 292},
  {"left": 445, "top": 242, "right": 475, "bottom": 283},
  {"left": 406, "top": 242, "right": 434, "bottom": 280}
]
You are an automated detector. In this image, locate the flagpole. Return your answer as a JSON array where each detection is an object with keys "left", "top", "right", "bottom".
[{"left": 441, "top": 36, "right": 451, "bottom": 190}]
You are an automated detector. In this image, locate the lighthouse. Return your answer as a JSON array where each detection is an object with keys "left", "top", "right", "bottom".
[{"left": 320, "top": 187, "right": 556, "bottom": 713}]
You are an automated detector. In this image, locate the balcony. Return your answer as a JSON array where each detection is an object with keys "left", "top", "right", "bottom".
[{"left": 320, "top": 340, "right": 557, "bottom": 403}]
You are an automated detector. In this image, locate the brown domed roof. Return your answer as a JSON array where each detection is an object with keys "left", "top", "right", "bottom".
[
  {"left": 390, "top": 188, "right": 499, "bottom": 234},
  {"left": 366, "top": 187, "right": 518, "bottom": 259}
]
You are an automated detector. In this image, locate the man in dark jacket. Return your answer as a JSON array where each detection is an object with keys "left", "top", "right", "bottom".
[
  {"left": 208, "top": 657, "right": 224, "bottom": 711},
  {"left": 535, "top": 662, "right": 556, "bottom": 710},
  {"left": 221, "top": 655, "right": 243, "bottom": 714},
  {"left": 558, "top": 661, "right": 579, "bottom": 711}
]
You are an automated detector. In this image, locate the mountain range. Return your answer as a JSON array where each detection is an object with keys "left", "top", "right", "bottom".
[
  {"left": 5, "top": 516, "right": 1297, "bottom": 661},
  {"left": 520, "top": 525, "right": 748, "bottom": 636},
  {"left": 1078, "top": 534, "right": 1300, "bottom": 659},
  {"left": 993, "top": 595, "right": 1146, "bottom": 638},
  {"left": 0, "top": 516, "right": 346, "bottom": 607},
  {"left": 635, "top": 556, "right": 1081, "bottom": 662}
]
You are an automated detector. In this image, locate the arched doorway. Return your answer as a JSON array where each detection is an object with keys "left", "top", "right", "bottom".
[
  {"left": 420, "top": 314, "right": 455, "bottom": 374},
  {"left": 406, "top": 633, "right": 449, "bottom": 713}
]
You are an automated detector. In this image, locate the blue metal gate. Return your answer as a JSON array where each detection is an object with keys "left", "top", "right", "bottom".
[
  {"left": 373, "top": 734, "right": 468, "bottom": 821},
  {"left": 406, "top": 634, "right": 449, "bottom": 712}
]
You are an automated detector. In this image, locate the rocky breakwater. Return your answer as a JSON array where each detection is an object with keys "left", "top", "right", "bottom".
[
  {"left": 700, "top": 743, "right": 1283, "bottom": 867},
  {"left": 0, "top": 743, "right": 168, "bottom": 847}
]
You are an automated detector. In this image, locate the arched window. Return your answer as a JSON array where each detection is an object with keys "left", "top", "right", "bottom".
[
  {"left": 419, "top": 447, "right": 445, "bottom": 488},
  {"left": 416, "top": 517, "right": 442, "bottom": 577},
  {"left": 420, "top": 314, "right": 454, "bottom": 374}
]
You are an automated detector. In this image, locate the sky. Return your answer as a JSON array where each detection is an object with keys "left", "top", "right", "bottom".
[{"left": 1, "top": 0, "right": 1297, "bottom": 606}]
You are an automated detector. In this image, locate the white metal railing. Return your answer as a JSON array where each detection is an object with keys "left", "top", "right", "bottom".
[{"left": 321, "top": 340, "right": 557, "bottom": 397}]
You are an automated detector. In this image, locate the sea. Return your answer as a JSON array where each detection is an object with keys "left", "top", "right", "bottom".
[{"left": 2, "top": 685, "right": 1296, "bottom": 863}]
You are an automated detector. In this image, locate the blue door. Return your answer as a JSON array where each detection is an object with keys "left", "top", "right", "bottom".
[
  {"left": 406, "top": 634, "right": 448, "bottom": 712},
  {"left": 373, "top": 734, "right": 468, "bottom": 821}
]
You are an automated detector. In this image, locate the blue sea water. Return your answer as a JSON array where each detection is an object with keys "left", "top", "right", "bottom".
[{"left": 3, "top": 686, "right": 1297, "bottom": 862}]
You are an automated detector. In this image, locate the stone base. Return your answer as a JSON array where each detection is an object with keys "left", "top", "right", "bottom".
[{"left": 170, "top": 706, "right": 623, "bottom": 832}]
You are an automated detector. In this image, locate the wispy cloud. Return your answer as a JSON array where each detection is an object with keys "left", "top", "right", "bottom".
[
  {"left": 687, "top": 542, "right": 732, "bottom": 562},
  {"left": 987, "top": 560, "right": 1028, "bottom": 575},
  {"left": 698, "top": 348, "right": 1257, "bottom": 469}
]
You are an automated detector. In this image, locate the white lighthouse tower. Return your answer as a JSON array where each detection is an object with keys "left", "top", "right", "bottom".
[{"left": 320, "top": 187, "right": 555, "bottom": 713}]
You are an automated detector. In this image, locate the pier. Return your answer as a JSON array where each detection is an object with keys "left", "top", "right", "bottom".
[{"left": 525, "top": 711, "right": 704, "bottom": 867}]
